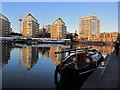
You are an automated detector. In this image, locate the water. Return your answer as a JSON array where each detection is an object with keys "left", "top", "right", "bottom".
[{"left": 1, "top": 44, "right": 114, "bottom": 89}]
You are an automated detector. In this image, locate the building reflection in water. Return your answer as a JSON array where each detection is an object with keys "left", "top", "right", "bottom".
[
  {"left": 0, "top": 44, "right": 12, "bottom": 67},
  {"left": 49, "top": 47, "right": 66, "bottom": 66},
  {"left": 76, "top": 44, "right": 114, "bottom": 55},
  {"left": 38, "top": 46, "right": 69, "bottom": 66},
  {"left": 1, "top": 44, "right": 114, "bottom": 68},
  {"left": 39, "top": 47, "right": 50, "bottom": 58},
  {"left": 1, "top": 44, "right": 115, "bottom": 89},
  {"left": 22, "top": 46, "right": 39, "bottom": 70}
]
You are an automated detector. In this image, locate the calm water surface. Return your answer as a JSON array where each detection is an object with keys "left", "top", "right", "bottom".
[{"left": 2, "top": 44, "right": 114, "bottom": 88}]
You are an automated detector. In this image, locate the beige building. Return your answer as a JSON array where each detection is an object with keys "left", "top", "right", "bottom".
[
  {"left": 0, "top": 13, "right": 11, "bottom": 37},
  {"left": 22, "top": 13, "right": 39, "bottom": 38},
  {"left": 51, "top": 17, "right": 67, "bottom": 39},
  {"left": 99, "top": 32, "right": 118, "bottom": 42},
  {"left": 45, "top": 24, "right": 52, "bottom": 33},
  {"left": 78, "top": 14, "right": 100, "bottom": 41}
]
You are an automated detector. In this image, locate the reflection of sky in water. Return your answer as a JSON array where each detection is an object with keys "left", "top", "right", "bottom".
[
  {"left": 2, "top": 44, "right": 114, "bottom": 88},
  {"left": 3, "top": 47, "right": 56, "bottom": 88}
]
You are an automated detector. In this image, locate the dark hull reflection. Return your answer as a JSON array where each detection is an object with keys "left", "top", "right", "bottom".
[{"left": 54, "top": 65, "right": 93, "bottom": 90}]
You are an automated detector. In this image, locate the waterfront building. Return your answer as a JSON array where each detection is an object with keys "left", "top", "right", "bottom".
[
  {"left": 51, "top": 17, "right": 67, "bottom": 39},
  {"left": 99, "top": 32, "right": 118, "bottom": 42},
  {"left": 39, "top": 26, "right": 46, "bottom": 33},
  {"left": 22, "top": 13, "right": 39, "bottom": 38},
  {"left": 38, "top": 26, "right": 50, "bottom": 38},
  {"left": 45, "top": 24, "right": 52, "bottom": 33},
  {"left": 0, "top": 13, "right": 11, "bottom": 37},
  {"left": 78, "top": 14, "right": 100, "bottom": 41},
  {"left": 66, "top": 33, "right": 78, "bottom": 41}
]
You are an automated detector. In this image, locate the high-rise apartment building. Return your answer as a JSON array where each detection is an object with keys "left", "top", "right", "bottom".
[
  {"left": 0, "top": 13, "right": 11, "bottom": 37},
  {"left": 78, "top": 14, "right": 100, "bottom": 40},
  {"left": 45, "top": 24, "right": 52, "bottom": 33},
  {"left": 22, "top": 13, "right": 39, "bottom": 38},
  {"left": 51, "top": 18, "right": 67, "bottom": 39}
]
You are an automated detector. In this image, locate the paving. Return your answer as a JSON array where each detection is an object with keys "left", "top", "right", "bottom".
[{"left": 81, "top": 50, "right": 119, "bottom": 89}]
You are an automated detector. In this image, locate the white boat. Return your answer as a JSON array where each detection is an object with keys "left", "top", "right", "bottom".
[{"left": 39, "top": 40, "right": 67, "bottom": 44}]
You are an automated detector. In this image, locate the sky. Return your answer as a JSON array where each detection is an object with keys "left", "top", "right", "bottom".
[
  {"left": 1, "top": 0, "right": 119, "bottom": 2},
  {"left": 1, "top": 2, "right": 118, "bottom": 33}
]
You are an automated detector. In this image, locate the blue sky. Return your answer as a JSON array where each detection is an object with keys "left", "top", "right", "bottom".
[{"left": 2, "top": 2, "right": 118, "bottom": 33}]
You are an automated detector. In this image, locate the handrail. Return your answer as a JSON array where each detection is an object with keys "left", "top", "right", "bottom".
[{"left": 54, "top": 47, "right": 92, "bottom": 54}]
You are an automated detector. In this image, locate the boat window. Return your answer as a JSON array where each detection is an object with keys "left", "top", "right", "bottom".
[
  {"left": 86, "top": 58, "right": 90, "bottom": 63},
  {"left": 73, "top": 57, "right": 76, "bottom": 62}
]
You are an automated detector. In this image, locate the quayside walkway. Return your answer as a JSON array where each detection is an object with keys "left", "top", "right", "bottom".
[{"left": 81, "top": 50, "right": 119, "bottom": 89}]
